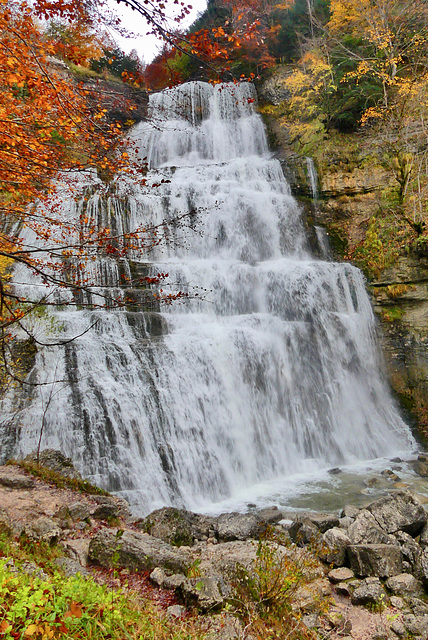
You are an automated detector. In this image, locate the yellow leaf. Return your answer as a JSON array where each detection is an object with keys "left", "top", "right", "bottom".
[{"left": 24, "top": 625, "right": 39, "bottom": 636}]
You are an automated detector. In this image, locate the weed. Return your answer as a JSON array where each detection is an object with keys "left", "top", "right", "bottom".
[{"left": 9, "top": 461, "right": 109, "bottom": 496}]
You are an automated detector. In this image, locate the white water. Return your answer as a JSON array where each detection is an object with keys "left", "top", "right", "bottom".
[{"left": 2, "top": 82, "right": 415, "bottom": 515}]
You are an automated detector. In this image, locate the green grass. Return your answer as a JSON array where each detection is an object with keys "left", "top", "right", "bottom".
[{"left": 8, "top": 461, "right": 109, "bottom": 497}]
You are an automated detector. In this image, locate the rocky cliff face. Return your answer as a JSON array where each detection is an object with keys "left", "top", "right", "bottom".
[{"left": 259, "top": 68, "right": 428, "bottom": 441}]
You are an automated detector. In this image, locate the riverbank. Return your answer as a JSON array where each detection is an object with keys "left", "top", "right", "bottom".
[{"left": 2, "top": 451, "right": 428, "bottom": 640}]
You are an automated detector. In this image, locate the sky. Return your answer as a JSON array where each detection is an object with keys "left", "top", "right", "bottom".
[{"left": 107, "top": 0, "right": 208, "bottom": 63}]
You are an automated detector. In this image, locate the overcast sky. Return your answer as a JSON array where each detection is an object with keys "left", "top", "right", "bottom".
[{"left": 107, "top": 0, "right": 208, "bottom": 63}]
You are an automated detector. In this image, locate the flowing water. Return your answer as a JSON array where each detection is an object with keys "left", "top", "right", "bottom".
[{"left": 2, "top": 82, "right": 416, "bottom": 515}]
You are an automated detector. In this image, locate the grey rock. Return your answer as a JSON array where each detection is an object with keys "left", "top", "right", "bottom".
[
  {"left": 350, "top": 577, "right": 385, "bottom": 605},
  {"left": 55, "top": 557, "right": 90, "bottom": 577},
  {"left": 21, "top": 560, "right": 49, "bottom": 581},
  {"left": 385, "top": 573, "right": 423, "bottom": 596},
  {"left": 183, "top": 576, "right": 223, "bottom": 611},
  {"left": 166, "top": 605, "right": 185, "bottom": 618},
  {"left": 367, "top": 490, "right": 427, "bottom": 536},
  {"left": 325, "top": 607, "right": 352, "bottom": 634},
  {"left": 68, "top": 502, "right": 92, "bottom": 522},
  {"left": 403, "top": 614, "right": 428, "bottom": 636},
  {"left": 288, "top": 518, "right": 322, "bottom": 546},
  {"left": 394, "top": 530, "right": 421, "bottom": 570},
  {"left": 419, "top": 522, "right": 428, "bottom": 547},
  {"left": 62, "top": 538, "right": 90, "bottom": 566},
  {"left": 255, "top": 506, "right": 283, "bottom": 525},
  {"left": 23, "top": 450, "right": 81, "bottom": 479},
  {"left": 348, "top": 544, "right": 403, "bottom": 577},
  {"left": 340, "top": 505, "right": 360, "bottom": 519},
  {"left": 418, "top": 546, "right": 428, "bottom": 586},
  {"left": 328, "top": 467, "right": 342, "bottom": 475},
  {"left": 319, "top": 527, "right": 351, "bottom": 566},
  {"left": 163, "top": 573, "right": 187, "bottom": 590},
  {"left": 91, "top": 495, "right": 130, "bottom": 521},
  {"left": 150, "top": 567, "right": 166, "bottom": 587},
  {"left": 390, "top": 620, "right": 407, "bottom": 637},
  {"left": 25, "top": 516, "right": 61, "bottom": 543},
  {"left": 0, "top": 472, "right": 34, "bottom": 490},
  {"left": 292, "top": 578, "right": 331, "bottom": 612},
  {"left": 339, "top": 516, "right": 353, "bottom": 530},
  {"left": 216, "top": 512, "right": 265, "bottom": 541},
  {"left": 140, "top": 507, "right": 216, "bottom": 546},
  {"left": 328, "top": 567, "right": 354, "bottom": 583},
  {"left": 335, "top": 582, "right": 353, "bottom": 596},
  {"left": 409, "top": 597, "right": 428, "bottom": 616},
  {"left": 88, "top": 528, "right": 191, "bottom": 574},
  {"left": 305, "top": 514, "right": 340, "bottom": 533},
  {"left": 0, "top": 507, "right": 12, "bottom": 534},
  {"left": 348, "top": 510, "right": 398, "bottom": 545},
  {"left": 389, "top": 596, "right": 409, "bottom": 611},
  {"left": 413, "top": 460, "right": 428, "bottom": 477},
  {"left": 302, "top": 613, "right": 319, "bottom": 629},
  {"left": 203, "top": 614, "right": 244, "bottom": 640}
]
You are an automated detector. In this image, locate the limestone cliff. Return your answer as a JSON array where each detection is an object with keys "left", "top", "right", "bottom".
[{"left": 259, "top": 68, "right": 428, "bottom": 440}]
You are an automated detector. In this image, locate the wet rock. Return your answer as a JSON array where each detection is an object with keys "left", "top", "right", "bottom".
[
  {"left": 216, "top": 512, "right": 265, "bottom": 541},
  {"left": 24, "top": 516, "right": 61, "bottom": 543},
  {"left": 367, "top": 490, "right": 427, "bottom": 536},
  {"left": 413, "top": 459, "right": 428, "bottom": 477},
  {"left": 183, "top": 576, "right": 223, "bottom": 611},
  {"left": 348, "top": 510, "right": 398, "bottom": 545},
  {"left": 350, "top": 577, "right": 385, "bottom": 605},
  {"left": 385, "top": 573, "right": 423, "bottom": 596},
  {"left": 319, "top": 527, "right": 351, "bottom": 566},
  {"left": 348, "top": 544, "right": 403, "bottom": 577},
  {"left": 328, "top": 567, "right": 354, "bottom": 583},
  {"left": 23, "top": 450, "right": 81, "bottom": 479},
  {"left": 88, "top": 528, "right": 191, "bottom": 574},
  {"left": 140, "top": 507, "right": 216, "bottom": 546},
  {"left": 328, "top": 468, "right": 342, "bottom": 475}
]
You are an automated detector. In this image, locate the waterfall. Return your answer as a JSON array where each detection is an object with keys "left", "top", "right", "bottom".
[{"left": 2, "top": 82, "right": 415, "bottom": 515}]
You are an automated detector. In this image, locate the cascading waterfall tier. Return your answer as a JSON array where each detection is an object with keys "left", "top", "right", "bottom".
[{"left": 2, "top": 81, "right": 415, "bottom": 514}]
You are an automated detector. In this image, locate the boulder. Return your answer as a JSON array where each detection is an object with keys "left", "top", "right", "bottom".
[
  {"left": 348, "top": 510, "right": 398, "bottom": 545},
  {"left": 340, "top": 505, "right": 360, "bottom": 519},
  {"left": 140, "top": 507, "right": 216, "bottom": 546},
  {"left": 182, "top": 576, "right": 223, "bottom": 611},
  {"left": 350, "top": 577, "right": 385, "bottom": 605},
  {"left": 255, "top": 506, "right": 283, "bottom": 525},
  {"left": 166, "top": 605, "right": 185, "bottom": 619},
  {"left": 394, "top": 530, "right": 421, "bottom": 570},
  {"left": 385, "top": 573, "right": 423, "bottom": 596},
  {"left": 348, "top": 544, "right": 403, "bottom": 578},
  {"left": 418, "top": 546, "right": 428, "bottom": 586},
  {"left": 367, "top": 490, "right": 427, "bottom": 536},
  {"left": 419, "top": 522, "right": 428, "bottom": 547},
  {"left": 292, "top": 578, "right": 332, "bottom": 613},
  {"left": 303, "top": 514, "right": 340, "bottom": 533},
  {"left": 328, "top": 567, "right": 354, "bottom": 583},
  {"left": 62, "top": 538, "right": 90, "bottom": 566},
  {"left": 216, "top": 512, "right": 265, "bottom": 541},
  {"left": 402, "top": 614, "right": 428, "bottom": 636},
  {"left": 413, "top": 460, "right": 428, "bottom": 477},
  {"left": 88, "top": 528, "right": 191, "bottom": 574},
  {"left": 409, "top": 597, "right": 428, "bottom": 616},
  {"left": 288, "top": 518, "right": 322, "bottom": 546},
  {"left": 318, "top": 527, "right": 350, "bottom": 566},
  {"left": 24, "top": 516, "right": 61, "bottom": 543},
  {"left": 67, "top": 502, "right": 92, "bottom": 522},
  {"left": 0, "top": 471, "right": 34, "bottom": 490},
  {"left": 90, "top": 495, "right": 131, "bottom": 521},
  {"left": 23, "top": 450, "right": 81, "bottom": 479}
]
